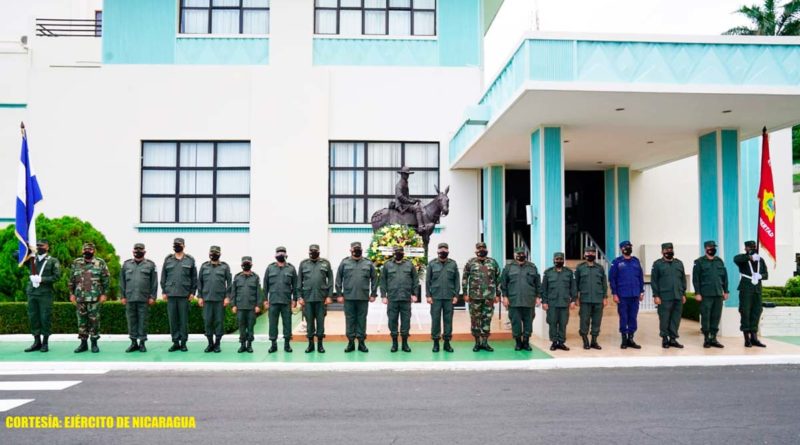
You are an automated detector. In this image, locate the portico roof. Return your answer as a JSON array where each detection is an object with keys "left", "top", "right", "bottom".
[{"left": 450, "top": 33, "right": 800, "bottom": 171}]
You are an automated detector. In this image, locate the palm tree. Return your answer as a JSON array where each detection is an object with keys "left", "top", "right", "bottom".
[{"left": 724, "top": 0, "right": 800, "bottom": 35}]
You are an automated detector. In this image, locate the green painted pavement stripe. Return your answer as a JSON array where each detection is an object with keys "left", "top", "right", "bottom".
[{"left": 768, "top": 336, "right": 800, "bottom": 347}]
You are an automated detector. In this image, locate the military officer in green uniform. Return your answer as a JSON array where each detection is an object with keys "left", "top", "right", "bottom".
[
  {"left": 197, "top": 245, "right": 232, "bottom": 353},
  {"left": 336, "top": 241, "right": 378, "bottom": 353},
  {"left": 160, "top": 237, "right": 197, "bottom": 352},
  {"left": 230, "top": 256, "right": 263, "bottom": 353},
  {"left": 541, "top": 252, "right": 577, "bottom": 351},
  {"left": 692, "top": 240, "right": 729, "bottom": 348},
  {"left": 24, "top": 239, "right": 61, "bottom": 353},
  {"left": 69, "top": 242, "right": 110, "bottom": 353},
  {"left": 734, "top": 240, "right": 768, "bottom": 348},
  {"left": 264, "top": 246, "right": 298, "bottom": 353},
  {"left": 651, "top": 242, "right": 687, "bottom": 349},
  {"left": 297, "top": 244, "right": 334, "bottom": 353},
  {"left": 500, "top": 246, "right": 540, "bottom": 351},
  {"left": 380, "top": 245, "right": 420, "bottom": 353},
  {"left": 426, "top": 242, "right": 460, "bottom": 353},
  {"left": 462, "top": 241, "right": 502, "bottom": 352},
  {"left": 120, "top": 243, "right": 157, "bottom": 353},
  {"left": 575, "top": 246, "right": 608, "bottom": 350}
]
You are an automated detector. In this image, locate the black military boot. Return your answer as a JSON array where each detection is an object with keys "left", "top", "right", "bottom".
[
  {"left": 708, "top": 336, "right": 724, "bottom": 348},
  {"left": 522, "top": 336, "right": 533, "bottom": 352},
  {"left": 443, "top": 339, "right": 454, "bottom": 353},
  {"left": 514, "top": 337, "right": 522, "bottom": 351},
  {"left": 168, "top": 341, "right": 181, "bottom": 352},
  {"left": 703, "top": 333, "right": 711, "bottom": 348},
  {"left": 620, "top": 334, "right": 628, "bottom": 349},
  {"left": 268, "top": 340, "right": 278, "bottom": 353},
  {"left": 751, "top": 332, "right": 766, "bottom": 348},
  {"left": 25, "top": 335, "right": 42, "bottom": 352},
  {"left": 357, "top": 338, "right": 368, "bottom": 353},
  {"left": 390, "top": 335, "right": 399, "bottom": 353},
  {"left": 581, "top": 335, "right": 590, "bottom": 350},
  {"left": 590, "top": 335, "right": 602, "bottom": 350},
  {"left": 126, "top": 339, "right": 140, "bottom": 353},
  {"left": 662, "top": 337, "right": 670, "bottom": 349},
  {"left": 550, "top": 341, "right": 557, "bottom": 351},
  {"left": 213, "top": 335, "right": 222, "bottom": 353},
  {"left": 744, "top": 331, "right": 752, "bottom": 347},
  {"left": 668, "top": 337, "right": 683, "bottom": 348},
  {"left": 238, "top": 341, "right": 246, "bottom": 353},
  {"left": 246, "top": 340, "right": 253, "bottom": 353},
  {"left": 204, "top": 335, "right": 214, "bottom": 353},
  {"left": 305, "top": 338, "right": 315, "bottom": 353},
  {"left": 139, "top": 340, "right": 147, "bottom": 353},
  {"left": 558, "top": 342, "right": 570, "bottom": 351},
  {"left": 317, "top": 338, "right": 326, "bottom": 353},
  {"left": 344, "top": 338, "right": 355, "bottom": 353},
  {"left": 627, "top": 334, "right": 641, "bottom": 349},
  {"left": 40, "top": 335, "right": 50, "bottom": 353},
  {"left": 481, "top": 337, "right": 494, "bottom": 352},
  {"left": 432, "top": 339, "right": 440, "bottom": 352},
  {"left": 90, "top": 338, "right": 99, "bottom": 353},
  {"left": 472, "top": 336, "right": 482, "bottom": 352},
  {"left": 284, "top": 339, "right": 292, "bottom": 353},
  {"left": 179, "top": 340, "right": 188, "bottom": 352},
  {"left": 401, "top": 336, "right": 411, "bottom": 353},
  {"left": 74, "top": 338, "right": 88, "bottom": 353}
]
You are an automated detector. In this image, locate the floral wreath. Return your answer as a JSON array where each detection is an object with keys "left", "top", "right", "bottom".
[{"left": 367, "top": 224, "right": 428, "bottom": 279}]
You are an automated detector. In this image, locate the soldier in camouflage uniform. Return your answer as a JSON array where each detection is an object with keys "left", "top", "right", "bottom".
[
  {"left": 230, "top": 256, "right": 263, "bottom": 353},
  {"left": 500, "top": 246, "right": 540, "bottom": 351},
  {"left": 197, "top": 245, "right": 232, "bottom": 353},
  {"left": 69, "top": 242, "right": 110, "bottom": 353},
  {"left": 541, "top": 252, "right": 577, "bottom": 351},
  {"left": 336, "top": 241, "right": 378, "bottom": 353},
  {"left": 24, "top": 239, "right": 61, "bottom": 353},
  {"left": 264, "top": 246, "right": 298, "bottom": 353},
  {"left": 120, "top": 243, "right": 157, "bottom": 353},
  {"left": 160, "top": 237, "right": 197, "bottom": 352},
  {"left": 297, "top": 244, "right": 334, "bottom": 353},
  {"left": 462, "top": 241, "right": 501, "bottom": 352},
  {"left": 426, "top": 242, "right": 460, "bottom": 353},
  {"left": 734, "top": 240, "right": 768, "bottom": 348},
  {"left": 380, "top": 245, "right": 420, "bottom": 353}
]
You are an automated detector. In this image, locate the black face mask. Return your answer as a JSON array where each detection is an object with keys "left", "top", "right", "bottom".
[
  {"left": 477, "top": 249, "right": 488, "bottom": 258},
  {"left": 276, "top": 254, "right": 286, "bottom": 262},
  {"left": 394, "top": 253, "right": 404, "bottom": 261},
  {"left": 133, "top": 251, "right": 145, "bottom": 259},
  {"left": 242, "top": 263, "right": 252, "bottom": 271},
  {"left": 210, "top": 253, "right": 220, "bottom": 261},
  {"left": 173, "top": 245, "right": 184, "bottom": 253},
  {"left": 554, "top": 260, "right": 565, "bottom": 268},
  {"left": 585, "top": 255, "right": 596, "bottom": 262},
  {"left": 438, "top": 251, "right": 448, "bottom": 259},
  {"left": 36, "top": 247, "right": 47, "bottom": 255},
  {"left": 83, "top": 251, "right": 94, "bottom": 260},
  {"left": 352, "top": 248, "right": 362, "bottom": 257},
  {"left": 747, "top": 249, "right": 757, "bottom": 255},
  {"left": 706, "top": 248, "right": 717, "bottom": 257},
  {"left": 622, "top": 247, "right": 632, "bottom": 256},
  {"left": 309, "top": 251, "right": 320, "bottom": 260},
  {"left": 515, "top": 255, "right": 526, "bottom": 262},
  {"left": 664, "top": 251, "right": 674, "bottom": 260}
]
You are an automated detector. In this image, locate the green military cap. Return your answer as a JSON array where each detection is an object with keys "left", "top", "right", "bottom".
[
  {"left": 82, "top": 242, "right": 95, "bottom": 250},
  {"left": 133, "top": 243, "right": 145, "bottom": 250},
  {"left": 209, "top": 245, "right": 221, "bottom": 253},
  {"left": 437, "top": 243, "right": 449, "bottom": 249},
  {"left": 309, "top": 244, "right": 320, "bottom": 251},
  {"left": 475, "top": 242, "right": 487, "bottom": 249},
  {"left": 553, "top": 252, "right": 565, "bottom": 259},
  {"left": 744, "top": 240, "right": 757, "bottom": 248},
  {"left": 276, "top": 246, "right": 287, "bottom": 253},
  {"left": 514, "top": 246, "right": 526, "bottom": 254},
  {"left": 704, "top": 240, "right": 717, "bottom": 248},
  {"left": 351, "top": 241, "right": 362, "bottom": 248},
  {"left": 393, "top": 245, "right": 405, "bottom": 252},
  {"left": 585, "top": 245, "right": 597, "bottom": 252},
  {"left": 173, "top": 237, "right": 185, "bottom": 245},
  {"left": 661, "top": 242, "right": 673, "bottom": 250},
  {"left": 36, "top": 239, "right": 48, "bottom": 246},
  {"left": 241, "top": 256, "right": 252, "bottom": 263}
]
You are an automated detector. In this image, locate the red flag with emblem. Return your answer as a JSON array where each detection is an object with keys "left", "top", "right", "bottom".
[{"left": 757, "top": 127, "right": 776, "bottom": 263}]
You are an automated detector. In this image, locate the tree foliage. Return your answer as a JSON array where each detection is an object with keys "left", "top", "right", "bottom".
[{"left": 724, "top": 0, "right": 800, "bottom": 35}]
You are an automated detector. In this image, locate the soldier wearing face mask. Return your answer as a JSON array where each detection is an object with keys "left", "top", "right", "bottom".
[
  {"left": 197, "top": 245, "right": 232, "bottom": 353},
  {"left": 541, "top": 252, "right": 577, "bottom": 351},
  {"left": 733, "top": 240, "right": 768, "bottom": 348},
  {"left": 120, "top": 243, "right": 157, "bottom": 353},
  {"left": 575, "top": 246, "right": 608, "bottom": 350},
  {"left": 500, "top": 246, "right": 540, "bottom": 351},
  {"left": 425, "top": 243, "right": 460, "bottom": 352},
  {"left": 230, "top": 256, "right": 263, "bottom": 353},
  {"left": 692, "top": 240, "right": 729, "bottom": 348},
  {"left": 461, "top": 242, "right": 502, "bottom": 352},
  {"left": 160, "top": 237, "right": 197, "bottom": 352},
  {"left": 264, "top": 246, "right": 298, "bottom": 353},
  {"left": 651, "top": 242, "right": 686, "bottom": 349},
  {"left": 609, "top": 240, "right": 645, "bottom": 350},
  {"left": 69, "top": 242, "right": 110, "bottom": 353},
  {"left": 336, "top": 241, "right": 378, "bottom": 353},
  {"left": 380, "top": 245, "right": 420, "bottom": 353},
  {"left": 24, "top": 239, "right": 61, "bottom": 353},
  {"left": 297, "top": 244, "right": 334, "bottom": 353}
]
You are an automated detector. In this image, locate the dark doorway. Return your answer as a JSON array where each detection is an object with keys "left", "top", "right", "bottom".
[
  {"left": 565, "top": 171, "right": 605, "bottom": 259},
  {"left": 505, "top": 169, "right": 531, "bottom": 262}
]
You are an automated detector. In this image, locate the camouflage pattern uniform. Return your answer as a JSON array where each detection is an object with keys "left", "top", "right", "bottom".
[
  {"left": 69, "top": 244, "right": 110, "bottom": 342},
  {"left": 461, "top": 242, "right": 501, "bottom": 349}
]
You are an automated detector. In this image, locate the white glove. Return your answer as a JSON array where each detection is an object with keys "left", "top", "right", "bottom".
[
  {"left": 751, "top": 254, "right": 760, "bottom": 262},
  {"left": 29, "top": 275, "right": 41, "bottom": 288}
]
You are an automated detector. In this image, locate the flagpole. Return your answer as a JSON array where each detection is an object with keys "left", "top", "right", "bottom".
[
  {"left": 756, "top": 126, "right": 765, "bottom": 256},
  {"left": 20, "top": 121, "right": 36, "bottom": 275}
]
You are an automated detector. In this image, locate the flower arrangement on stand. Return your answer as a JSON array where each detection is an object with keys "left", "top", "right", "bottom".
[{"left": 367, "top": 224, "right": 427, "bottom": 280}]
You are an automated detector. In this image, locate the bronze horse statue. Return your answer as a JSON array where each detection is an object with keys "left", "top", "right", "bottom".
[{"left": 370, "top": 185, "right": 450, "bottom": 252}]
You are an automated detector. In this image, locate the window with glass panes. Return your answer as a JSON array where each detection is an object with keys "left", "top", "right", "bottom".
[
  {"left": 180, "top": 0, "right": 270, "bottom": 35},
  {"left": 315, "top": 0, "right": 436, "bottom": 36},
  {"left": 329, "top": 141, "right": 439, "bottom": 224},
  {"left": 141, "top": 141, "right": 251, "bottom": 223}
]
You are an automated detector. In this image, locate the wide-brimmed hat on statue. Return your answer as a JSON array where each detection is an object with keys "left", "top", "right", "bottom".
[{"left": 397, "top": 166, "right": 414, "bottom": 175}]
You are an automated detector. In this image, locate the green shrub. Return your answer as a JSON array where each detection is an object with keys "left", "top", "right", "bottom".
[
  {"left": 0, "top": 215, "right": 121, "bottom": 303},
  {"left": 763, "top": 286, "right": 785, "bottom": 296},
  {"left": 0, "top": 301, "right": 245, "bottom": 335},
  {"left": 763, "top": 297, "right": 800, "bottom": 307},
  {"left": 680, "top": 292, "right": 699, "bottom": 321},
  {"left": 784, "top": 277, "right": 800, "bottom": 299},
  {"left": 762, "top": 287, "right": 784, "bottom": 300}
]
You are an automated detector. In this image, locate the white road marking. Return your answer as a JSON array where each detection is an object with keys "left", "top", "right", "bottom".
[
  {"left": 0, "top": 399, "right": 35, "bottom": 412},
  {"left": 0, "top": 380, "right": 81, "bottom": 391},
  {"left": 0, "top": 370, "right": 108, "bottom": 376}
]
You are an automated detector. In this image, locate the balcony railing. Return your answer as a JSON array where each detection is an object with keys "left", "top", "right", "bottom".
[{"left": 36, "top": 18, "right": 102, "bottom": 37}]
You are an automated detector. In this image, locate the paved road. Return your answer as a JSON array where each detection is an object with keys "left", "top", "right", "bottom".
[{"left": 1, "top": 365, "right": 799, "bottom": 444}]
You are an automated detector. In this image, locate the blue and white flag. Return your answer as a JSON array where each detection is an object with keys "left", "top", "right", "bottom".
[{"left": 15, "top": 124, "right": 43, "bottom": 266}]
